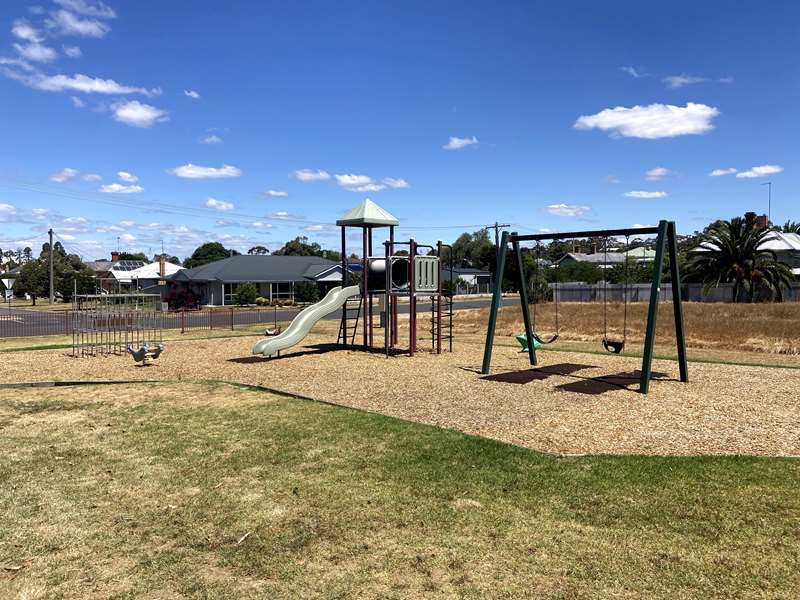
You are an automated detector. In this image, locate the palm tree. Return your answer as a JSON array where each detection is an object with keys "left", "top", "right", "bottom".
[
  {"left": 781, "top": 220, "right": 800, "bottom": 234},
  {"left": 688, "top": 217, "right": 793, "bottom": 302}
]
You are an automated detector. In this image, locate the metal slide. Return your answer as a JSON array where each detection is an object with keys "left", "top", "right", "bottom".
[{"left": 252, "top": 285, "right": 361, "bottom": 357}]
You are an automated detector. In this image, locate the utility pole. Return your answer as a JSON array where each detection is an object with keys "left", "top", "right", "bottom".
[
  {"left": 761, "top": 181, "right": 772, "bottom": 225},
  {"left": 484, "top": 221, "right": 511, "bottom": 253},
  {"left": 48, "top": 228, "right": 54, "bottom": 304}
]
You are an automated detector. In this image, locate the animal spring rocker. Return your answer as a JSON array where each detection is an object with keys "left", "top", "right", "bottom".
[{"left": 127, "top": 343, "right": 165, "bottom": 366}]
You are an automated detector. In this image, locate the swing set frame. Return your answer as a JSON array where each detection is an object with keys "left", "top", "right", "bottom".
[{"left": 481, "top": 220, "right": 689, "bottom": 393}]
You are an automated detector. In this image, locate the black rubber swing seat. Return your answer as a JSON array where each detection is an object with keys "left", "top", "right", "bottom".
[
  {"left": 603, "top": 339, "right": 625, "bottom": 354},
  {"left": 533, "top": 333, "right": 559, "bottom": 345}
]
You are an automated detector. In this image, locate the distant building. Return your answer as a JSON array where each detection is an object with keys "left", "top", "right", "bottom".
[
  {"left": 167, "top": 255, "right": 344, "bottom": 306},
  {"left": 443, "top": 267, "right": 493, "bottom": 293},
  {"left": 85, "top": 251, "right": 147, "bottom": 292}
]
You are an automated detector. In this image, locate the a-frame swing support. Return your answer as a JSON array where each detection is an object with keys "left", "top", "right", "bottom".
[{"left": 481, "top": 220, "right": 688, "bottom": 393}]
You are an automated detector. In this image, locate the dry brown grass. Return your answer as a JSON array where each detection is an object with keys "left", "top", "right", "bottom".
[{"left": 455, "top": 301, "right": 800, "bottom": 356}]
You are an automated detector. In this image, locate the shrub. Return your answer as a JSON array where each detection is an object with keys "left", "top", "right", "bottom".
[
  {"left": 234, "top": 282, "right": 258, "bottom": 306},
  {"left": 255, "top": 296, "right": 269, "bottom": 306},
  {"left": 294, "top": 281, "right": 321, "bottom": 303}
]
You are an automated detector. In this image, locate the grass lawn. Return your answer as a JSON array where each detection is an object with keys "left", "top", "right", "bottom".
[{"left": 1, "top": 382, "right": 798, "bottom": 598}]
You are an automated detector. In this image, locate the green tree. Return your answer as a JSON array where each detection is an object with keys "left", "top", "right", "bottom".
[
  {"left": 15, "top": 260, "right": 48, "bottom": 305},
  {"left": 183, "top": 242, "right": 239, "bottom": 269},
  {"left": 117, "top": 252, "right": 149, "bottom": 262},
  {"left": 780, "top": 220, "right": 800, "bottom": 234},
  {"left": 234, "top": 282, "right": 258, "bottom": 306},
  {"left": 293, "top": 281, "right": 321, "bottom": 303},
  {"left": 247, "top": 245, "right": 270, "bottom": 255},
  {"left": 445, "top": 229, "right": 494, "bottom": 269},
  {"left": 688, "top": 217, "right": 793, "bottom": 302}
]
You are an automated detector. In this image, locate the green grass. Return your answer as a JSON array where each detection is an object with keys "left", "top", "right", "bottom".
[{"left": 1, "top": 382, "right": 798, "bottom": 598}]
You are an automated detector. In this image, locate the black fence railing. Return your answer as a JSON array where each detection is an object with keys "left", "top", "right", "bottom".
[{"left": 0, "top": 306, "right": 302, "bottom": 339}]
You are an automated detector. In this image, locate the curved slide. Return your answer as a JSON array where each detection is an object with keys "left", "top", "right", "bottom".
[{"left": 252, "top": 285, "right": 361, "bottom": 357}]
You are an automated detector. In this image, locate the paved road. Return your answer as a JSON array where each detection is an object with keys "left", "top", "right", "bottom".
[{"left": 0, "top": 297, "right": 494, "bottom": 339}]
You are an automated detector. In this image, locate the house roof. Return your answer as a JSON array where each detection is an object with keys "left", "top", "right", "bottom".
[
  {"left": 85, "top": 259, "right": 114, "bottom": 272},
  {"left": 171, "top": 255, "right": 338, "bottom": 283},
  {"left": 559, "top": 252, "right": 627, "bottom": 265},
  {"left": 336, "top": 198, "right": 400, "bottom": 227},
  {"left": 697, "top": 231, "right": 800, "bottom": 253},
  {"left": 760, "top": 231, "right": 800, "bottom": 251},
  {"left": 117, "top": 260, "right": 183, "bottom": 283}
]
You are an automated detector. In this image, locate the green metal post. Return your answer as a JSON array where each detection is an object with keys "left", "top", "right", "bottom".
[
  {"left": 639, "top": 220, "right": 668, "bottom": 393},
  {"left": 667, "top": 221, "right": 689, "bottom": 383},
  {"left": 481, "top": 231, "right": 509, "bottom": 374},
  {"left": 512, "top": 235, "right": 536, "bottom": 366}
]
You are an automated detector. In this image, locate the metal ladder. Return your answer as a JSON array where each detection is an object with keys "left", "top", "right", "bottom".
[
  {"left": 430, "top": 296, "right": 454, "bottom": 352},
  {"left": 338, "top": 295, "right": 362, "bottom": 346}
]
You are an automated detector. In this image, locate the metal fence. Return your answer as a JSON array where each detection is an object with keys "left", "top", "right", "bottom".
[
  {"left": 0, "top": 306, "right": 301, "bottom": 339},
  {"left": 552, "top": 282, "right": 800, "bottom": 303}
]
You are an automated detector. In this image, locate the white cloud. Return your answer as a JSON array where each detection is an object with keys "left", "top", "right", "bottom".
[
  {"left": 708, "top": 168, "right": 737, "bottom": 177},
  {"left": 111, "top": 100, "right": 169, "bottom": 128},
  {"left": 82, "top": 173, "right": 101, "bottom": 181},
  {"left": 663, "top": 74, "right": 707, "bottom": 89},
  {"left": 50, "top": 167, "right": 79, "bottom": 182},
  {"left": 32, "top": 207, "right": 49, "bottom": 217},
  {"left": 443, "top": 135, "right": 478, "bottom": 150},
  {"left": 619, "top": 66, "right": 645, "bottom": 78},
  {"left": 350, "top": 183, "right": 386, "bottom": 192},
  {"left": 120, "top": 233, "right": 136, "bottom": 243},
  {"left": 0, "top": 203, "right": 19, "bottom": 221},
  {"left": 291, "top": 168, "right": 330, "bottom": 182},
  {"left": 735, "top": 164, "right": 783, "bottom": 179},
  {"left": 335, "top": 173, "right": 372, "bottom": 187},
  {"left": 645, "top": 167, "right": 670, "bottom": 181},
  {"left": 604, "top": 175, "right": 620, "bottom": 184},
  {"left": 70, "top": 95, "right": 85, "bottom": 108},
  {"left": 117, "top": 171, "right": 138, "bottom": 183},
  {"left": 249, "top": 221, "right": 274, "bottom": 230},
  {"left": 265, "top": 190, "right": 288, "bottom": 197},
  {"left": 205, "top": 198, "right": 234, "bottom": 211},
  {"left": 12, "top": 19, "right": 44, "bottom": 43},
  {"left": 573, "top": 102, "right": 719, "bottom": 139},
  {"left": 184, "top": 89, "right": 200, "bottom": 99},
  {"left": 47, "top": 9, "right": 110, "bottom": 38},
  {"left": 12, "top": 71, "right": 160, "bottom": 96},
  {"left": 13, "top": 42, "right": 58, "bottom": 63},
  {"left": 54, "top": 0, "right": 116, "bottom": 19},
  {"left": 200, "top": 134, "right": 222, "bottom": 144},
  {"left": 63, "top": 45, "right": 82, "bottom": 58},
  {"left": 169, "top": 164, "right": 242, "bottom": 179},
  {"left": 383, "top": 177, "right": 409, "bottom": 189},
  {"left": 624, "top": 191, "right": 668, "bottom": 199},
  {"left": 99, "top": 183, "right": 143, "bottom": 194},
  {"left": 546, "top": 204, "right": 590, "bottom": 217},
  {"left": 270, "top": 211, "right": 297, "bottom": 220}
]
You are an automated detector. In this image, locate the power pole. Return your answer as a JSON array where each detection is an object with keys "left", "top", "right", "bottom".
[
  {"left": 485, "top": 221, "right": 511, "bottom": 252},
  {"left": 48, "top": 228, "right": 54, "bottom": 304},
  {"left": 761, "top": 181, "right": 772, "bottom": 225}
]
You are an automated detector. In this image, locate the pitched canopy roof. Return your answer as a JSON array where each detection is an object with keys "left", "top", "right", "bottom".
[{"left": 336, "top": 198, "right": 399, "bottom": 227}]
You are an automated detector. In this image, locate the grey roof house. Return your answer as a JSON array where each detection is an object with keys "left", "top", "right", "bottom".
[{"left": 167, "top": 255, "right": 342, "bottom": 306}]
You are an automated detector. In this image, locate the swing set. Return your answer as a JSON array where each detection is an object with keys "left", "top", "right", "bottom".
[{"left": 482, "top": 220, "right": 688, "bottom": 393}]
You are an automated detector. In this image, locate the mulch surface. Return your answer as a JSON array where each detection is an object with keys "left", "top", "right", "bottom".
[{"left": 2, "top": 333, "right": 799, "bottom": 456}]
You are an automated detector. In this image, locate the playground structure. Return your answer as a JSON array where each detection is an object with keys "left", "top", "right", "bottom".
[
  {"left": 71, "top": 293, "right": 164, "bottom": 358},
  {"left": 482, "top": 220, "right": 689, "bottom": 393},
  {"left": 253, "top": 199, "right": 454, "bottom": 358}
]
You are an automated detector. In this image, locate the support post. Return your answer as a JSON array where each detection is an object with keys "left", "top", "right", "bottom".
[
  {"left": 409, "top": 238, "right": 416, "bottom": 356},
  {"left": 389, "top": 226, "right": 398, "bottom": 346},
  {"left": 512, "top": 234, "right": 536, "bottom": 367},
  {"left": 436, "top": 240, "right": 443, "bottom": 355},
  {"left": 481, "top": 231, "right": 509, "bottom": 374},
  {"left": 667, "top": 221, "right": 689, "bottom": 383},
  {"left": 640, "top": 220, "right": 668, "bottom": 393},
  {"left": 362, "top": 226, "right": 368, "bottom": 348}
]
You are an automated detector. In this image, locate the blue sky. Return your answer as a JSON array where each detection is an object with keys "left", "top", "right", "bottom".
[{"left": 1, "top": 0, "right": 798, "bottom": 260}]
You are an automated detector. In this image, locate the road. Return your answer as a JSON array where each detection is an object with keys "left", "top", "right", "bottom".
[{"left": 0, "top": 297, "right": 494, "bottom": 339}]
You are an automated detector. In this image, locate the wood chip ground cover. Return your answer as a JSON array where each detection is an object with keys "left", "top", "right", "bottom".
[{"left": 1, "top": 330, "right": 798, "bottom": 456}]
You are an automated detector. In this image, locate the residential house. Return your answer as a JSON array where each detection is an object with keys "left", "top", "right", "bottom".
[
  {"left": 443, "top": 267, "right": 493, "bottom": 293},
  {"left": 167, "top": 255, "right": 344, "bottom": 306}
]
